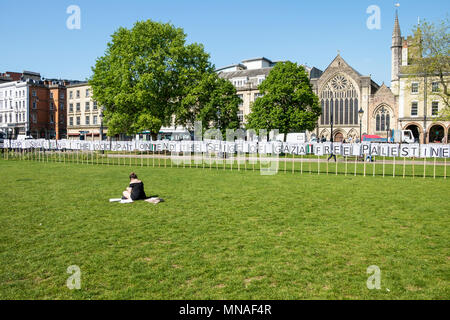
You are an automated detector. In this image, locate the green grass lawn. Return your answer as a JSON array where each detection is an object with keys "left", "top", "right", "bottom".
[{"left": 0, "top": 159, "right": 448, "bottom": 299}]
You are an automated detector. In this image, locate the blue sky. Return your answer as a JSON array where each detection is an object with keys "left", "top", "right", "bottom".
[{"left": 0, "top": 0, "right": 448, "bottom": 85}]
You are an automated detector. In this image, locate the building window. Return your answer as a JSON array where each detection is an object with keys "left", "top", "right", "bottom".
[
  {"left": 432, "top": 101, "right": 439, "bottom": 116},
  {"left": 86, "top": 89, "right": 90, "bottom": 97},
  {"left": 93, "top": 101, "right": 98, "bottom": 110},
  {"left": 85, "top": 102, "right": 90, "bottom": 111},
  {"left": 60, "top": 92, "right": 65, "bottom": 99},
  {"left": 76, "top": 117, "right": 80, "bottom": 125},
  {"left": 69, "top": 103, "right": 73, "bottom": 112},
  {"left": 85, "top": 116, "right": 90, "bottom": 125},
  {"left": 32, "top": 101, "right": 37, "bottom": 109},
  {"left": 60, "top": 102, "right": 64, "bottom": 110},
  {"left": 237, "top": 110, "right": 244, "bottom": 125},
  {"left": 238, "top": 94, "right": 243, "bottom": 107},
  {"left": 50, "top": 113, "right": 54, "bottom": 123},
  {"left": 254, "top": 93, "right": 264, "bottom": 100},
  {"left": 32, "top": 90, "right": 36, "bottom": 97},
  {"left": 69, "top": 91, "right": 73, "bottom": 99},
  {"left": 431, "top": 82, "right": 439, "bottom": 93},
  {"left": 411, "top": 82, "right": 419, "bottom": 94},
  {"left": 69, "top": 117, "right": 73, "bottom": 126},
  {"left": 76, "top": 90, "right": 80, "bottom": 98},
  {"left": 93, "top": 115, "right": 98, "bottom": 125},
  {"left": 320, "top": 74, "right": 358, "bottom": 126},
  {"left": 32, "top": 113, "right": 37, "bottom": 123},
  {"left": 375, "top": 107, "right": 391, "bottom": 132},
  {"left": 411, "top": 102, "right": 418, "bottom": 116},
  {"left": 50, "top": 92, "right": 54, "bottom": 99},
  {"left": 50, "top": 102, "right": 54, "bottom": 110},
  {"left": 76, "top": 103, "right": 80, "bottom": 111}
]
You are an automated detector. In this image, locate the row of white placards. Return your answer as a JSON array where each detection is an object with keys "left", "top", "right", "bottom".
[{"left": 3, "top": 139, "right": 450, "bottom": 158}]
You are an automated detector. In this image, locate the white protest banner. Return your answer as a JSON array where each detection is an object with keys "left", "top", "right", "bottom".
[
  {"left": 389, "top": 144, "right": 400, "bottom": 157},
  {"left": 420, "top": 145, "right": 431, "bottom": 158},
  {"left": 314, "top": 144, "right": 324, "bottom": 156},
  {"left": 42, "top": 140, "right": 50, "bottom": 150},
  {"left": 298, "top": 143, "right": 307, "bottom": 155},
  {"left": 442, "top": 145, "right": 450, "bottom": 158},
  {"left": 322, "top": 143, "right": 332, "bottom": 155},
  {"left": 136, "top": 141, "right": 151, "bottom": 152},
  {"left": 285, "top": 143, "right": 298, "bottom": 155},
  {"left": 379, "top": 144, "right": 390, "bottom": 157},
  {"left": 429, "top": 145, "right": 442, "bottom": 158},
  {"left": 360, "top": 143, "right": 370, "bottom": 155},
  {"left": 369, "top": 143, "right": 380, "bottom": 156},
  {"left": 352, "top": 144, "right": 361, "bottom": 156},
  {"left": 332, "top": 143, "right": 342, "bottom": 155},
  {"left": 341, "top": 144, "right": 352, "bottom": 157}
]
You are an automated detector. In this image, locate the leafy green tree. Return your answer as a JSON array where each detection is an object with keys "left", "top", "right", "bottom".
[
  {"left": 176, "top": 73, "right": 241, "bottom": 134},
  {"left": 90, "top": 20, "right": 212, "bottom": 138},
  {"left": 407, "top": 17, "right": 450, "bottom": 120},
  {"left": 246, "top": 61, "right": 320, "bottom": 139}
]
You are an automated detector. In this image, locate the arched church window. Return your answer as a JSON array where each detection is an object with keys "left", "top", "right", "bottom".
[
  {"left": 320, "top": 100, "right": 324, "bottom": 124},
  {"left": 344, "top": 99, "right": 349, "bottom": 125},
  {"left": 319, "top": 74, "right": 358, "bottom": 126},
  {"left": 375, "top": 106, "right": 391, "bottom": 132}
]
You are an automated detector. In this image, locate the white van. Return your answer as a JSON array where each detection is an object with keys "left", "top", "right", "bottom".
[{"left": 286, "top": 133, "right": 307, "bottom": 143}]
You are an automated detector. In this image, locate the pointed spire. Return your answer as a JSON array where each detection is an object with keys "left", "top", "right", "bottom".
[{"left": 392, "top": 10, "right": 402, "bottom": 47}]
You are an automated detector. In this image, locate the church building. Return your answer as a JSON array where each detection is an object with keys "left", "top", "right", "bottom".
[{"left": 217, "top": 12, "right": 449, "bottom": 143}]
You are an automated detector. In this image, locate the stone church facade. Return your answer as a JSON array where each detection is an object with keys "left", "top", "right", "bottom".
[
  {"left": 218, "top": 12, "right": 449, "bottom": 143},
  {"left": 310, "top": 12, "right": 449, "bottom": 143},
  {"left": 310, "top": 55, "right": 390, "bottom": 142}
]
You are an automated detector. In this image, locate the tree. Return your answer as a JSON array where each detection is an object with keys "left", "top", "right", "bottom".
[
  {"left": 407, "top": 16, "right": 450, "bottom": 120},
  {"left": 90, "top": 20, "right": 213, "bottom": 138},
  {"left": 175, "top": 73, "right": 241, "bottom": 135},
  {"left": 245, "top": 61, "right": 320, "bottom": 138}
]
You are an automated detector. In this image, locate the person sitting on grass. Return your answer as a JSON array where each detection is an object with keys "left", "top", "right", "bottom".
[
  {"left": 122, "top": 172, "right": 147, "bottom": 201},
  {"left": 121, "top": 172, "right": 163, "bottom": 204}
]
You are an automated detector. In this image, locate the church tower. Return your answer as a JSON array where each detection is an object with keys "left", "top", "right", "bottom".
[{"left": 391, "top": 11, "right": 402, "bottom": 93}]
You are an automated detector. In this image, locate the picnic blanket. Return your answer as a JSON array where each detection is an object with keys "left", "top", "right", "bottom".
[{"left": 109, "top": 197, "right": 163, "bottom": 204}]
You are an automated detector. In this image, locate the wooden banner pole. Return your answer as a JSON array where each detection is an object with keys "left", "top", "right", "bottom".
[
  {"left": 393, "top": 156, "right": 396, "bottom": 178},
  {"left": 285, "top": 153, "right": 289, "bottom": 174},
  {"left": 363, "top": 157, "right": 366, "bottom": 177},
  {"left": 335, "top": 156, "right": 338, "bottom": 176},
  {"left": 403, "top": 157, "right": 406, "bottom": 178},
  {"left": 292, "top": 153, "right": 295, "bottom": 174},
  {"left": 317, "top": 155, "right": 320, "bottom": 175},
  {"left": 444, "top": 157, "right": 447, "bottom": 179},
  {"left": 433, "top": 157, "right": 436, "bottom": 179},
  {"left": 301, "top": 155, "right": 303, "bottom": 174},
  {"left": 345, "top": 156, "right": 348, "bottom": 176},
  {"left": 423, "top": 157, "right": 426, "bottom": 179}
]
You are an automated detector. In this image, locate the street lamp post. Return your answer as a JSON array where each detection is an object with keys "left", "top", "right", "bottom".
[{"left": 358, "top": 108, "right": 364, "bottom": 143}]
